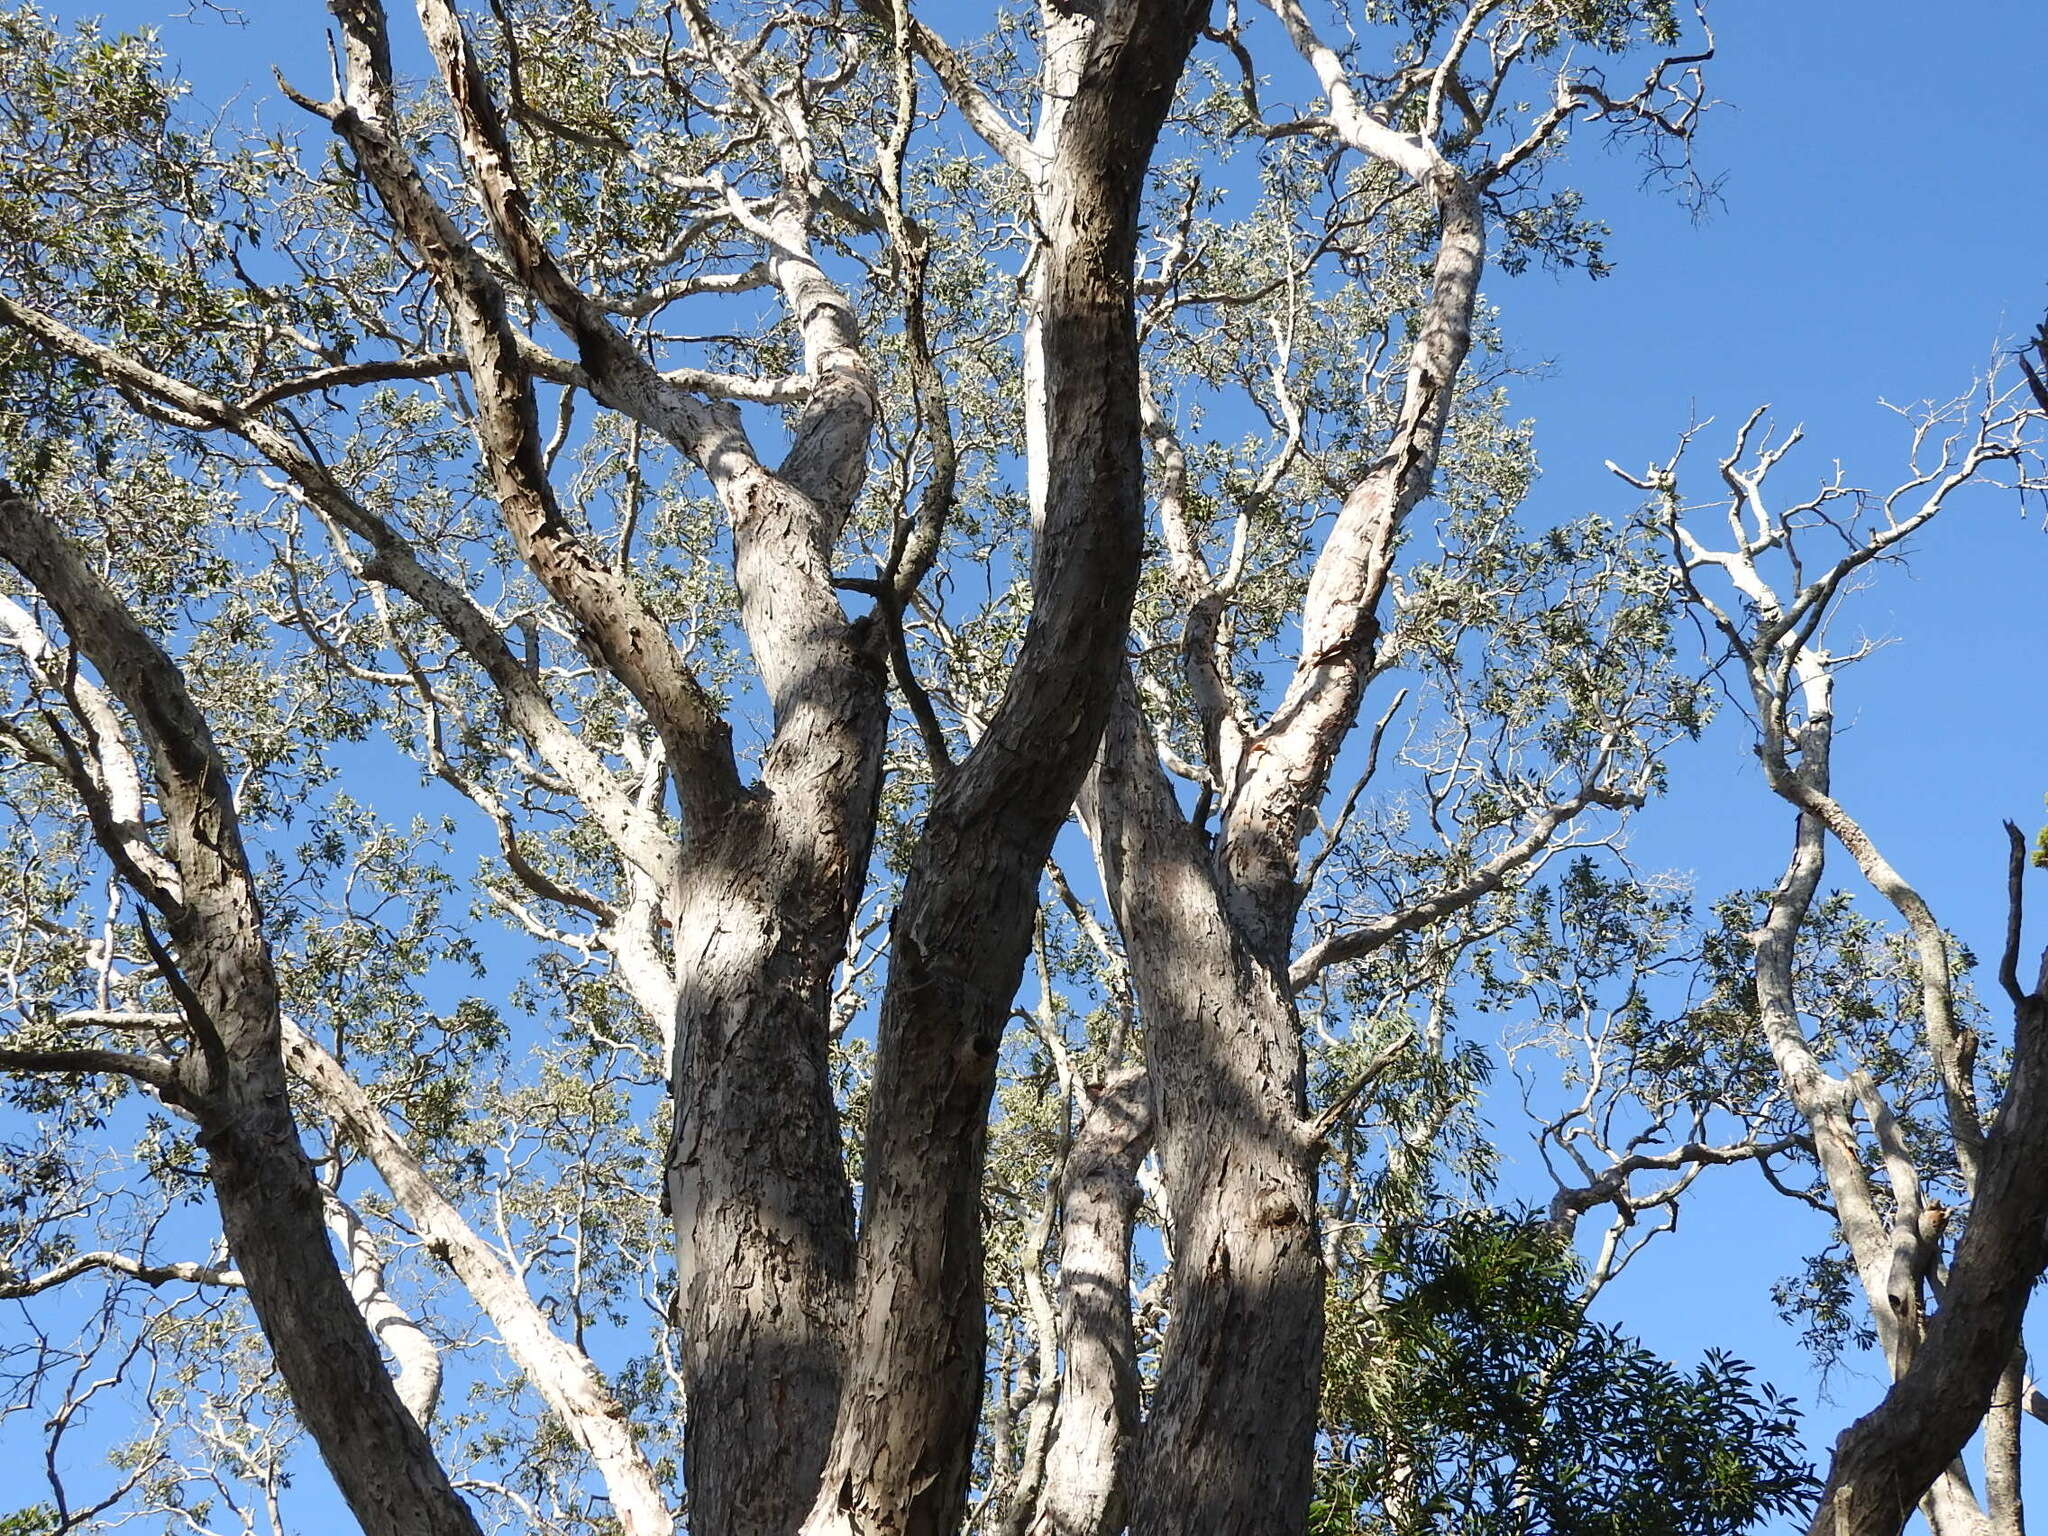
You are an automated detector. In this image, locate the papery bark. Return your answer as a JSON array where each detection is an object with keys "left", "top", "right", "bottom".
[{"left": 801, "top": 5, "right": 1208, "bottom": 1530}]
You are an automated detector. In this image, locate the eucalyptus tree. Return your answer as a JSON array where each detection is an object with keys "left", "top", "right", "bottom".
[
  {"left": 1063, "top": 6, "right": 1713, "bottom": 1522},
  {"left": 0, "top": 2, "right": 1821, "bottom": 1535},
  {"left": 1607, "top": 384, "right": 2048, "bottom": 1536},
  {"left": 0, "top": 0, "right": 1187, "bottom": 1529}
]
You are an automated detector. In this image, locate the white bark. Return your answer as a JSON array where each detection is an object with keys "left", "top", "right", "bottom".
[
  {"left": 324, "top": 1192, "right": 443, "bottom": 1429},
  {"left": 284, "top": 1020, "right": 673, "bottom": 1536}
]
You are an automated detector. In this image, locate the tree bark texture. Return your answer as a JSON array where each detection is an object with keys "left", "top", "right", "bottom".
[
  {"left": 801, "top": 7, "right": 1209, "bottom": 1531},
  {"left": 1072, "top": 135, "right": 1486, "bottom": 1536},
  {"left": 0, "top": 494, "right": 484, "bottom": 1536},
  {"left": 1028, "top": 1065, "right": 1153, "bottom": 1536},
  {"left": 666, "top": 796, "right": 877, "bottom": 1536},
  {"left": 1086, "top": 686, "right": 1324, "bottom": 1536}
]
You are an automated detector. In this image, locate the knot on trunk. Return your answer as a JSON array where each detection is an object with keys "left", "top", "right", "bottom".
[{"left": 1254, "top": 1192, "right": 1300, "bottom": 1229}]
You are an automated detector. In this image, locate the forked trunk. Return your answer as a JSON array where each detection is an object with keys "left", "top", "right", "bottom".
[
  {"left": 210, "top": 1081, "right": 483, "bottom": 1536},
  {"left": 1088, "top": 689, "right": 1324, "bottom": 1536}
]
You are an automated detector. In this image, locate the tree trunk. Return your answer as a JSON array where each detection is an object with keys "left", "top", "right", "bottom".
[
  {"left": 663, "top": 456, "right": 890, "bottom": 1534},
  {"left": 1028, "top": 1065, "right": 1153, "bottom": 1536},
  {"left": 1984, "top": 1353, "right": 2025, "bottom": 1536},
  {"left": 667, "top": 801, "right": 873, "bottom": 1536},
  {"left": 800, "top": 7, "right": 1207, "bottom": 1529},
  {"left": 1088, "top": 687, "right": 1324, "bottom": 1536}
]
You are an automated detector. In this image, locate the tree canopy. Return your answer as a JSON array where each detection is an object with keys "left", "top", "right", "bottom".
[{"left": 0, "top": 4, "right": 2043, "bottom": 1536}]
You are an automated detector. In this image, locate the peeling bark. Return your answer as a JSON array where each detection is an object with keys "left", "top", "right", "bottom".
[
  {"left": 801, "top": 7, "right": 1207, "bottom": 1531},
  {"left": 316, "top": 11, "right": 895, "bottom": 1531}
]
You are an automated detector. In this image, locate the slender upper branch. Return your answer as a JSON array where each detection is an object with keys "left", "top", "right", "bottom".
[
  {"left": 0, "top": 1250, "right": 246, "bottom": 1299},
  {"left": 0, "top": 294, "right": 681, "bottom": 889},
  {"left": 326, "top": 0, "right": 748, "bottom": 823}
]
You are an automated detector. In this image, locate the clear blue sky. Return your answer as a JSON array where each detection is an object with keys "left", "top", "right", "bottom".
[{"left": 20, "top": 1, "right": 2048, "bottom": 1529}]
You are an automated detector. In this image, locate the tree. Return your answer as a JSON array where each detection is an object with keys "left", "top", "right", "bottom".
[
  {"left": 1314, "top": 1212, "right": 1816, "bottom": 1536},
  {"left": 0, "top": 3, "right": 2039, "bottom": 1536},
  {"left": 1610, "top": 392, "right": 2048, "bottom": 1536}
]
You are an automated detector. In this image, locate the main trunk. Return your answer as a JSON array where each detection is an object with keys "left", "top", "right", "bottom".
[
  {"left": 668, "top": 800, "right": 870, "bottom": 1536},
  {"left": 807, "top": 782, "right": 1088, "bottom": 1535},
  {"left": 800, "top": 6, "right": 1209, "bottom": 1527}
]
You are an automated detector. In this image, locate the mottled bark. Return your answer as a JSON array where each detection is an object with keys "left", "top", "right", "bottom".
[
  {"left": 1074, "top": 46, "right": 1487, "bottom": 1530},
  {"left": 1985, "top": 1353, "right": 2025, "bottom": 1536},
  {"left": 1028, "top": 1066, "right": 1153, "bottom": 1536},
  {"left": 1087, "top": 687, "right": 1324, "bottom": 1535},
  {"left": 801, "top": 7, "right": 1208, "bottom": 1531},
  {"left": 0, "top": 492, "right": 482, "bottom": 1536},
  {"left": 658, "top": 354, "right": 887, "bottom": 1536},
  {"left": 666, "top": 802, "right": 872, "bottom": 1536}
]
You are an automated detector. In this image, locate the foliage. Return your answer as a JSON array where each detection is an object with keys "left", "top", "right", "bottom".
[
  {"left": 0, "top": 0, "right": 2032, "bottom": 1531},
  {"left": 1314, "top": 1213, "right": 1817, "bottom": 1536}
]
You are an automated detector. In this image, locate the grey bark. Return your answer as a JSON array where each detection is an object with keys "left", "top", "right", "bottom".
[
  {"left": 6, "top": 7, "right": 889, "bottom": 1519},
  {"left": 1027, "top": 1065, "right": 1154, "bottom": 1536},
  {"left": 800, "top": 6, "right": 1208, "bottom": 1530},
  {"left": 1087, "top": 685, "right": 1325, "bottom": 1535},
  {"left": 664, "top": 796, "right": 874, "bottom": 1536},
  {"left": 1985, "top": 1352, "right": 2025, "bottom": 1536},
  {"left": 1081, "top": 156, "right": 1484, "bottom": 1536},
  {"left": 0, "top": 489, "right": 483, "bottom": 1536}
]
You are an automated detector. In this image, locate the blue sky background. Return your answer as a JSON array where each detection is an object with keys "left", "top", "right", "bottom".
[
  {"left": 15, "top": 1, "right": 2048, "bottom": 1530},
  {"left": 1483, "top": 2, "right": 2048, "bottom": 1522}
]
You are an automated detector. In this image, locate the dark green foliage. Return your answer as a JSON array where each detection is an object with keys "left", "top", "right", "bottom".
[{"left": 1314, "top": 1213, "right": 1817, "bottom": 1536}]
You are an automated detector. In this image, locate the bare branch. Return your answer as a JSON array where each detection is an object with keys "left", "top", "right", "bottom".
[{"left": 0, "top": 1250, "right": 245, "bottom": 1301}]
